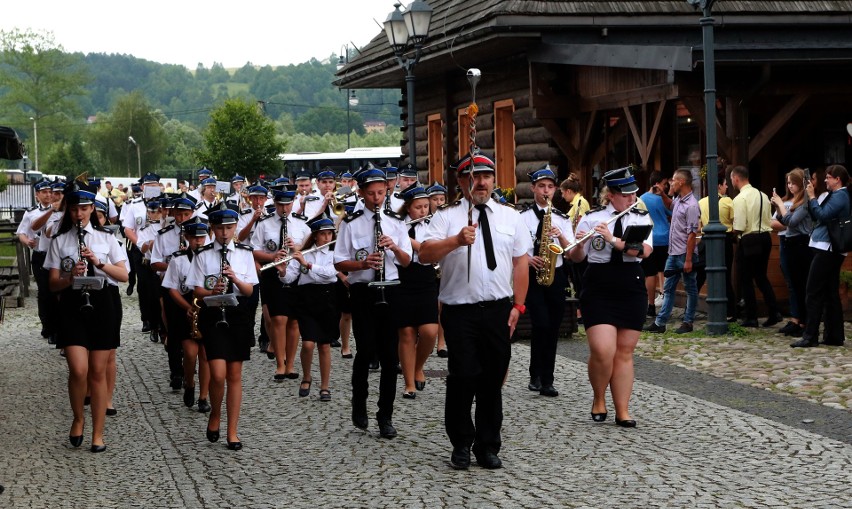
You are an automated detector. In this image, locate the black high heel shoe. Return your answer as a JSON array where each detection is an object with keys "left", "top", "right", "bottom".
[
  {"left": 69, "top": 435, "right": 83, "bottom": 447},
  {"left": 206, "top": 428, "right": 220, "bottom": 443},
  {"left": 90, "top": 444, "right": 107, "bottom": 453},
  {"left": 226, "top": 441, "right": 242, "bottom": 451},
  {"left": 591, "top": 412, "right": 607, "bottom": 422},
  {"left": 615, "top": 417, "right": 637, "bottom": 428}
]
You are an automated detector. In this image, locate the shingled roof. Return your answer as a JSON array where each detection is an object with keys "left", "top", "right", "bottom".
[{"left": 335, "top": 0, "right": 852, "bottom": 88}]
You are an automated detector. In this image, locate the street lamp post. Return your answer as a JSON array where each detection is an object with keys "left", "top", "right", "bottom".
[
  {"left": 128, "top": 136, "right": 142, "bottom": 179},
  {"left": 384, "top": 1, "right": 433, "bottom": 170},
  {"left": 29, "top": 117, "right": 38, "bottom": 173},
  {"left": 688, "top": 0, "right": 727, "bottom": 334},
  {"left": 337, "top": 47, "right": 360, "bottom": 149}
]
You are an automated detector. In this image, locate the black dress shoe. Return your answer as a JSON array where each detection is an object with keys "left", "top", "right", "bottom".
[
  {"left": 183, "top": 386, "right": 195, "bottom": 407},
  {"left": 740, "top": 319, "right": 759, "bottom": 328},
  {"left": 141, "top": 321, "right": 150, "bottom": 333},
  {"left": 368, "top": 360, "right": 380, "bottom": 370},
  {"left": 790, "top": 338, "right": 818, "bottom": 348},
  {"left": 643, "top": 322, "right": 666, "bottom": 333},
  {"left": 528, "top": 377, "right": 541, "bottom": 391},
  {"left": 820, "top": 339, "right": 845, "bottom": 346},
  {"left": 69, "top": 435, "right": 83, "bottom": 448},
  {"left": 352, "top": 401, "right": 368, "bottom": 430},
  {"left": 126, "top": 285, "right": 134, "bottom": 296},
  {"left": 539, "top": 385, "right": 559, "bottom": 397},
  {"left": 778, "top": 321, "right": 797, "bottom": 334},
  {"left": 786, "top": 325, "right": 804, "bottom": 338},
  {"left": 402, "top": 391, "right": 416, "bottom": 399},
  {"left": 285, "top": 372, "right": 300, "bottom": 380},
  {"left": 377, "top": 418, "right": 397, "bottom": 439},
  {"left": 330, "top": 339, "right": 341, "bottom": 348},
  {"left": 226, "top": 441, "right": 243, "bottom": 451},
  {"left": 90, "top": 444, "right": 107, "bottom": 453},
  {"left": 266, "top": 351, "right": 276, "bottom": 360},
  {"left": 591, "top": 412, "right": 607, "bottom": 422},
  {"left": 47, "top": 334, "right": 56, "bottom": 345},
  {"left": 473, "top": 449, "right": 503, "bottom": 469},
  {"left": 106, "top": 408, "right": 117, "bottom": 416},
  {"left": 449, "top": 446, "right": 471, "bottom": 470},
  {"left": 437, "top": 349, "right": 448, "bottom": 358},
  {"left": 170, "top": 376, "right": 183, "bottom": 391},
  {"left": 197, "top": 399, "right": 211, "bottom": 413},
  {"left": 415, "top": 380, "right": 426, "bottom": 391},
  {"left": 83, "top": 396, "right": 91, "bottom": 406},
  {"left": 615, "top": 418, "right": 637, "bottom": 428},
  {"left": 206, "top": 428, "right": 220, "bottom": 443},
  {"left": 762, "top": 314, "right": 783, "bottom": 327},
  {"left": 341, "top": 352, "right": 354, "bottom": 359}
]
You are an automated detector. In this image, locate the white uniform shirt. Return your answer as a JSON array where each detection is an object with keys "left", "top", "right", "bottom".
[
  {"left": 137, "top": 222, "right": 159, "bottom": 261},
  {"left": 44, "top": 222, "right": 130, "bottom": 286},
  {"left": 161, "top": 251, "right": 194, "bottom": 295},
  {"left": 406, "top": 219, "right": 431, "bottom": 265},
  {"left": 186, "top": 240, "right": 259, "bottom": 297},
  {"left": 423, "top": 197, "right": 532, "bottom": 305},
  {"left": 389, "top": 192, "right": 405, "bottom": 214},
  {"left": 236, "top": 208, "right": 257, "bottom": 238},
  {"left": 519, "top": 203, "right": 574, "bottom": 269},
  {"left": 151, "top": 224, "right": 181, "bottom": 266},
  {"left": 575, "top": 204, "right": 653, "bottom": 264},
  {"left": 121, "top": 198, "right": 147, "bottom": 232},
  {"left": 16, "top": 204, "right": 52, "bottom": 248},
  {"left": 38, "top": 211, "right": 63, "bottom": 252},
  {"left": 188, "top": 188, "right": 202, "bottom": 202},
  {"left": 193, "top": 199, "right": 217, "bottom": 220},
  {"left": 294, "top": 192, "right": 323, "bottom": 219},
  {"left": 335, "top": 208, "right": 413, "bottom": 284},
  {"left": 281, "top": 245, "right": 338, "bottom": 285},
  {"left": 250, "top": 212, "right": 311, "bottom": 254}
]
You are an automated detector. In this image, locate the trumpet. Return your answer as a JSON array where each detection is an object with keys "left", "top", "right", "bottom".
[
  {"left": 77, "top": 220, "right": 94, "bottom": 313},
  {"left": 258, "top": 240, "right": 338, "bottom": 272},
  {"left": 330, "top": 187, "right": 355, "bottom": 216}
]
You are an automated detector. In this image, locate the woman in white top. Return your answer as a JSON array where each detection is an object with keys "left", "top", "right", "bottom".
[
  {"left": 280, "top": 216, "right": 340, "bottom": 401},
  {"left": 45, "top": 182, "right": 129, "bottom": 453}
]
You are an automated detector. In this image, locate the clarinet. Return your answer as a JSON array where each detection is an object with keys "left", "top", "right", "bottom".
[
  {"left": 370, "top": 205, "right": 389, "bottom": 306},
  {"left": 216, "top": 243, "right": 230, "bottom": 329},
  {"left": 77, "top": 220, "right": 94, "bottom": 313}
]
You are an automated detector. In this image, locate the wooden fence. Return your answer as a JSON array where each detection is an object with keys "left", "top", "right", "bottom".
[{"left": 0, "top": 220, "right": 29, "bottom": 317}]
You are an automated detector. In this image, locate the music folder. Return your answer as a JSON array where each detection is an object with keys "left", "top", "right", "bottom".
[
  {"left": 72, "top": 276, "right": 106, "bottom": 291},
  {"left": 203, "top": 293, "right": 239, "bottom": 307}
]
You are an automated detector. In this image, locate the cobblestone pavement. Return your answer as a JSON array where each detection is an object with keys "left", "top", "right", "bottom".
[{"left": 2, "top": 288, "right": 852, "bottom": 508}]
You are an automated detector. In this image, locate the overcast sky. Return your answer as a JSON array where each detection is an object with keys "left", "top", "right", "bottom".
[{"left": 2, "top": 0, "right": 401, "bottom": 68}]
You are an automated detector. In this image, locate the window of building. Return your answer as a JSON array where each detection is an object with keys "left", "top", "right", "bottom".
[
  {"left": 494, "top": 99, "right": 516, "bottom": 189},
  {"left": 427, "top": 113, "right": 444, "bottom": 184}
]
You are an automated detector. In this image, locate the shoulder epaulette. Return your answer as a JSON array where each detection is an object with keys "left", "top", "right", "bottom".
[
  {"left": 438, "top": 200, "right": 462, "bottom": 210},
  {"left": 291, "top": 212, "right": 308, "bottom": 221},
  {"left": 171, "top": 250, "right": 189, "bottom": 258},
  {"left": 235, "top": 242, "right": 253, "bottom": 251},
  {"left": 393, "top": 192, "right": 403, "bottom": 199},
  {"left": 383, "top": 209, "right": 403, "bottom": 221},
  {"left": 157, "top": 224, "right": 175, "bottom": 235},
  {"left": 586, "top": 205, "right": 606, "bottom": 214},
  {"left": 498, "top": 201, "right": 517, "bottom": 210},
  {"left": 26, "top": 206, "right": 37, "bottom": 212},
  {"left": 631, "top": 208, "right": 649, "bottom": 215},
  {"left": 93, "top": 225, "right": 112, "bottom": 234},
  {"left": 342, "top": 210, "right": 364, "bottom": 223},
  {"left": 552, "top": 207, "right": 569, "bottom": 219},
  {"left": 305, "top": 196, "right": 320, "bottom": 202},
  {"left": 240, "top": 208, "right": 253, "bottom": 215},
  {"left": 196, "top": 243, "right": 214, "bottom": 253},
  {"left": 139, "top": 224, "right": 151, "bottom": 231},
  {"left": 257, "top": 212, "right": 275, "bottom": 222},
  {"left": 517, "top": 203, "right": 534, "bottom": 213}
]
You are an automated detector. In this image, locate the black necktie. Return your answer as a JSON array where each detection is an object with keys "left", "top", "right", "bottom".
[
  {"left": 533, "top": 207, "right": 545, "bottom": 252},
  {"left": 610, "top": 215, "right": 624, "bottom": 263},
  {"left": 475, "top": 204, "right": 497, "bottom": 271},
  {"left": 408, "top": 224, "right": 416, "bottom": 240}
]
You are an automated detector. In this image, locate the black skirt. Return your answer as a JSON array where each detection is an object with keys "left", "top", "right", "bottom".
[
  {"left": 397, "top": 263, "right": 439, "bottom": 327},
  {"left": 56, "top": 285, "right": 122, "bottom": 350},
  {"left": 198, "top": 297, "right": 254, "bottom": 362},
  {"left": 295, "top": 283, "right": 340, "bottom": 343},
  {"left": 580, "top": 263, "right": 646, "bottom": 331},
  {"left": 260, "top": 269, "right": 297, "bottom": 318}
]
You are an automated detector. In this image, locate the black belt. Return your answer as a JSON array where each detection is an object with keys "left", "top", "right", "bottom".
[{"left": 445, "top": 297, "right": 510, "bottom": 309}]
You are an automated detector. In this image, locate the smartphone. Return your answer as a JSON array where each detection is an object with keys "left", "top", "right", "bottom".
[{"left": 803, "top": 168, "right": 811, "bottom": 184}]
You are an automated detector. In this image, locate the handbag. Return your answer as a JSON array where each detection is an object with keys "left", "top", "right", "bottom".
[{"left": 827, "top": 191, "right": 852, "bottom": 253}]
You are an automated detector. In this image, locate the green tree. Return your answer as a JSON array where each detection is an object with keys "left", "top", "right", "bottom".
[
  {"left": 161, "top": 118, "right": 203, "bottom": 170},
  {"left": 87, "top": 91, "right": 167, "bottom": 177},
  {"left": 0, "top": 28, "right": 91, "bottom": 168},
  {"left": 295, "top": 106, "right": 365, "bottom": 136},
  {"left": 196, "top": 98, "right": 285, "bottom": 180}
]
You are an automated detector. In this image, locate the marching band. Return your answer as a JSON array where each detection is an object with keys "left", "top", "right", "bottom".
[{"left": 26, "top": 158, "right": 618, "bottom": 468}]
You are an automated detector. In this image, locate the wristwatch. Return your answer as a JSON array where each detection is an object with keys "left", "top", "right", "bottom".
[
  {"left": 609, "top": 237, "right": 619, "bottom": 249},
  {"left": 513, "top": 303, "right": 526, "bottom": 314}
]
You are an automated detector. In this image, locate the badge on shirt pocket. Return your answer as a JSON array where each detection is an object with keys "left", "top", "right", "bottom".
[
  {"left": 591, "top": 236, "right": 606, "bottom": 251},
  {"left": 265, "top": 239, "right": 279, "bottom": 252},
  {"left": 61, "top": 256, "right": 75, "bottom": 273},
  {"left": 204, "top": 275, "right": 218, "bottom": 290}
]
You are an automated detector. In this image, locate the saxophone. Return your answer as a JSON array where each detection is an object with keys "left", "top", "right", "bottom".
[
  {"left": 189, "top": 297, "right": 203, "bottom": 339},
  {"left": 535, "top": 198, "right": 564, "bottom": 287}
]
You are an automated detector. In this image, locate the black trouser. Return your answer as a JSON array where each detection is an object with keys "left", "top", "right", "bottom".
[
  {"left": 526, "top": 267, "right": 566, "bottom": 387},
  {"left": 803, "top": 249, "right": 845, "bottom": 343},
  {"left": 137, "top": 263, "right": 162, "bottom": 330},
  {"left": 161, "top": 287, "right": 183, "bottom": 379},
  {"left": 441, "top": 298, "right": 511, "bottom": 455},
  {"left": 127, "top": 243, "right": 142, "bottom": 289},
  {"left": 31, "top": 251, "right": 54, "bottom": 335},
  {"left": 349, "top": 283, "right": 399, "bottom": 421},
  {"left": 737, "top": 232, "right": 779, "bottom": 320},
  {"left": 784, "top": 236, "right": 813, "bottom": 324}
]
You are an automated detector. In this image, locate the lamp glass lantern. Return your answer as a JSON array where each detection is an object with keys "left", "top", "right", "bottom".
[
  {"left": 403, "top": 0, "right": 433, "bottom": 44},
  {"left": 348, "top": 90, "right": 359, "bottom": 107},
  {"left": 384, "top": 3, "right": 409, "bottom": 52}
]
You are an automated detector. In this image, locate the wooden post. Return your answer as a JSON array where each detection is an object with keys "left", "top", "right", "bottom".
[{"left": 14, "top": 238, "right": 30, "bottom": 300}]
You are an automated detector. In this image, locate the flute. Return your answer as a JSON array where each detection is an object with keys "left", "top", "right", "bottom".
[
  {"left": 563, "top": 201, "right": 639, "bottom": 252},
  {"left": 258, "top": 240, "right": 338, "bottom": 272}
]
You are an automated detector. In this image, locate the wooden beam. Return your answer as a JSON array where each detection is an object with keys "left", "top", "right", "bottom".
[
  {"left": 748, "top": 93, "right": 811, "bottom": 162},
  {"left": 680, "top": 95, "right": 732, "bottom": 162},
  {"left": 581, "top": 110, "right": 598, "bottom": 164},
  {"left": 647, "top": 99, "right": 667, "bottom": 166},
  {"left": 539, "top": 118, "right": 579, "bottom": 168},
  {"left": 623, "top": 105, "right": 646, "bottom": 164},
  {"left": 579, "top": 84, "right": 678, "bottom": 112},
  {"left": 589, "top": 118, "right": 628, "bottom": 171},
  {"left": 529, "top": 62, "right": 576, "bottom": 119}
]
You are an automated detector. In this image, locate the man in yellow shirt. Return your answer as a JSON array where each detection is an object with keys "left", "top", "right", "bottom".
[
  {"left": 697, "top": 169, "right": 737, "bottom": 318},
  {"left": 731, "top": 165, "right": 781, "bottom": 327}
]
